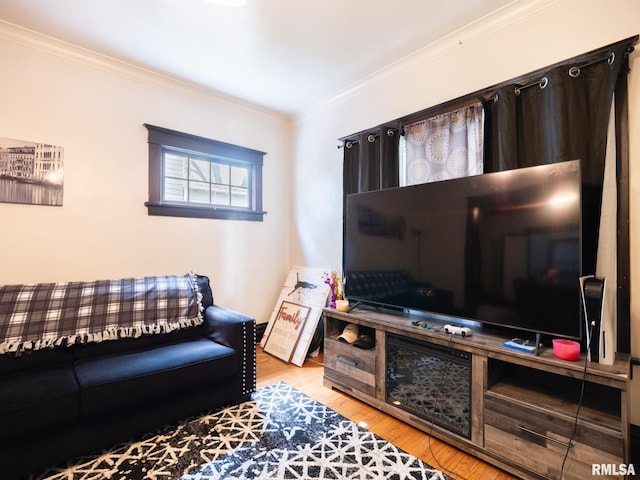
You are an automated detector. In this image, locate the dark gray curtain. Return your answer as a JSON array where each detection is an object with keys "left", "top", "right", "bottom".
[
  {"left": 482, "top": 38, "right": 636, "bottom": 351},
  {"left": 484, "top": 44, "right": 630, "bottom": 174},
  {"left": 342, "top": 127, "right": 400, "bottom": 238},
  {"left": 342, "top": 127, "right": 400, "bottom": 197},
  {"left": 342, "top": 127, "right": 400, "bottom": 283},
  {"left": 483, "top": 41, "right": 633, "bottom": 275}
]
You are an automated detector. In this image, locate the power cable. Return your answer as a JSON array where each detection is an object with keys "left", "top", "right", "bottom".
[
  {"left": 426, "top": 333, "right": 470, "bottom": 480},
  {"left": 559, "top": 322, "right": 594, "bottom": 479}
]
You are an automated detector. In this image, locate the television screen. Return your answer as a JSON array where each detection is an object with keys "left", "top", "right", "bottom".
[{"left": 344, "top": 160, "right": 582, "bottom": 339}]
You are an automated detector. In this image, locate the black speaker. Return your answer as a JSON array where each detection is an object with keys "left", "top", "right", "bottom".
[{"left": 581, "top": 276, "right": 605, "bottom": 362}]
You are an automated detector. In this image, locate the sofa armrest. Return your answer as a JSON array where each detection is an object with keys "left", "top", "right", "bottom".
[{"left": 203, "top": 305, "right": 256, "bottom": 395}]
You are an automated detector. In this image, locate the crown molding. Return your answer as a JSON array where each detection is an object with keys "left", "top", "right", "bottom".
[
  {"left": 295, "top": 0, "right": 563, "bottom": 123},
  {"left": 0, "top": 19, "right": 286, "bottom": 120}
]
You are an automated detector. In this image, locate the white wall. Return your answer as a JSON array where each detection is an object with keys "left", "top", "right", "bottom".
[
  {"left": 0, "top": 22, "right": 291, "bottom": 323},
  {"left": 1, "top": 0, "right": 639, "bottom": 426},
  {"left": 291, "top": 0, "right": 640, "bottom": 424}
]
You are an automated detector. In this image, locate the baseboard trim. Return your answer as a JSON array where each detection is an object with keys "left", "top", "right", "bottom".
[{"left": 256, "top": 322, "right": 267, "bottom": 343}]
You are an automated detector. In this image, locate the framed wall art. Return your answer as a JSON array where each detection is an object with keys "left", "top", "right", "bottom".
[{"left": 0, "top": 137, "right": 64, "bottom": 206}]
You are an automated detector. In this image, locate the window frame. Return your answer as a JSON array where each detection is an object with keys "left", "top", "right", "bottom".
[{"left": 144, "top": 124, "right": 266, "bottom": 221}]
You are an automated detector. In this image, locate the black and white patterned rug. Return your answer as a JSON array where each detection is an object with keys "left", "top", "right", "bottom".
[{"left": 33, "top": 382, "right": 451, "bottom": 480}]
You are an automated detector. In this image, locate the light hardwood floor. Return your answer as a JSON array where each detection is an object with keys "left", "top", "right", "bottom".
[{"left": 256, "top": 347, "right": 518, "bottom": 480}]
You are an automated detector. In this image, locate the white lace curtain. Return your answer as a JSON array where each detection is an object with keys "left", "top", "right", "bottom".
[{"left": 402, "top": 102, "right": 484, "bottom": 185}]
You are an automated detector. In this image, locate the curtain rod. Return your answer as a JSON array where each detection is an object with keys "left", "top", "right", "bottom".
[
  {"left": 519, "top": 48, "right": 634, "bottom": 94},
  {"left": 515, "top": 76, "right": 548, "bottom": 96},
  {"left": 339, "top": 139, "right": 359, "bottom": 149},
  {"left": 339, "top": 36, "right": 637, "bottom": 143},
  {"left": 569, "top": 50, "right": 616, "bottom": 77},
  {"left": 338, "top": 129, "right": 396, "bottom": 149},
  {"left": 488, "top": 47, "right": 634, "bottom": 101}
]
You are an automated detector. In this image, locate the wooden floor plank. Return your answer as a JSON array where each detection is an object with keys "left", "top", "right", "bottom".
[{"left": 256, "top": 348, "right": 519, "bottom": 480}]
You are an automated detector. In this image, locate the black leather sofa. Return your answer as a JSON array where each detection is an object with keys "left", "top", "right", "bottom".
[{"left": 0, "top": 275, "right": 256, "bottom": 480}]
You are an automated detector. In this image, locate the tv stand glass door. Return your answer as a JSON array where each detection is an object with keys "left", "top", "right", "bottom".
[{"left": 386, "top": 334, "right": 472, "bottom": 438}]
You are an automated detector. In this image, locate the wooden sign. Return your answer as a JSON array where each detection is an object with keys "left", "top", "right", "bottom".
[
  {"left": 261, "top": 266, "right": 331, "bottom": 365},
  {"left": 263, "top": 301, "right": 310, "bottom": 363}
]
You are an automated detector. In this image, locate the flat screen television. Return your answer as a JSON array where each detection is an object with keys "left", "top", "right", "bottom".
[{"left": 344, "top": 160, "right": 582, "bottom": 340}]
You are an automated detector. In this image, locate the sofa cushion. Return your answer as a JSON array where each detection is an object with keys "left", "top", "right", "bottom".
[
  {"left": 0, "top": 347, "right": 74, "bottom": 375},
  {"left": 0, "top": 364, "right": 79, "bottom": 442},
  {"left": 72, "top": 326, "right": 204, "bottom": 360},
  {"left": 75, "top": 337, "right": 237, "bottom": 416}
]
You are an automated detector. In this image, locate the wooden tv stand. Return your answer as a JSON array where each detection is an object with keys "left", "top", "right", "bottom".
[{"left": 323, "top": 307, "right": 630, "bottom": 480}]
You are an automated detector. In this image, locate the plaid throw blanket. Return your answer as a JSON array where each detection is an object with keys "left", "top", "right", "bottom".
[{"left": 0, "top": 273, "right": 203, "bottom": 355}]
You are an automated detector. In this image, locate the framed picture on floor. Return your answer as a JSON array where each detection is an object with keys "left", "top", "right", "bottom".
[
  {"left": 261, "top": 266, "right": 331, "bottom": 365},
  {"left": 262, "top": 301, "right": 311, "bottom": 363}
]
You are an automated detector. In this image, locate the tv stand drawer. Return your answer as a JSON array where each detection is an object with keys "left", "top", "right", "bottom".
[
  {"left": 484, "top": 392, "right": 623, "bottom": 479},
  {"left": 324, "top": 339, "right": 376, "bottom": 396}
]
